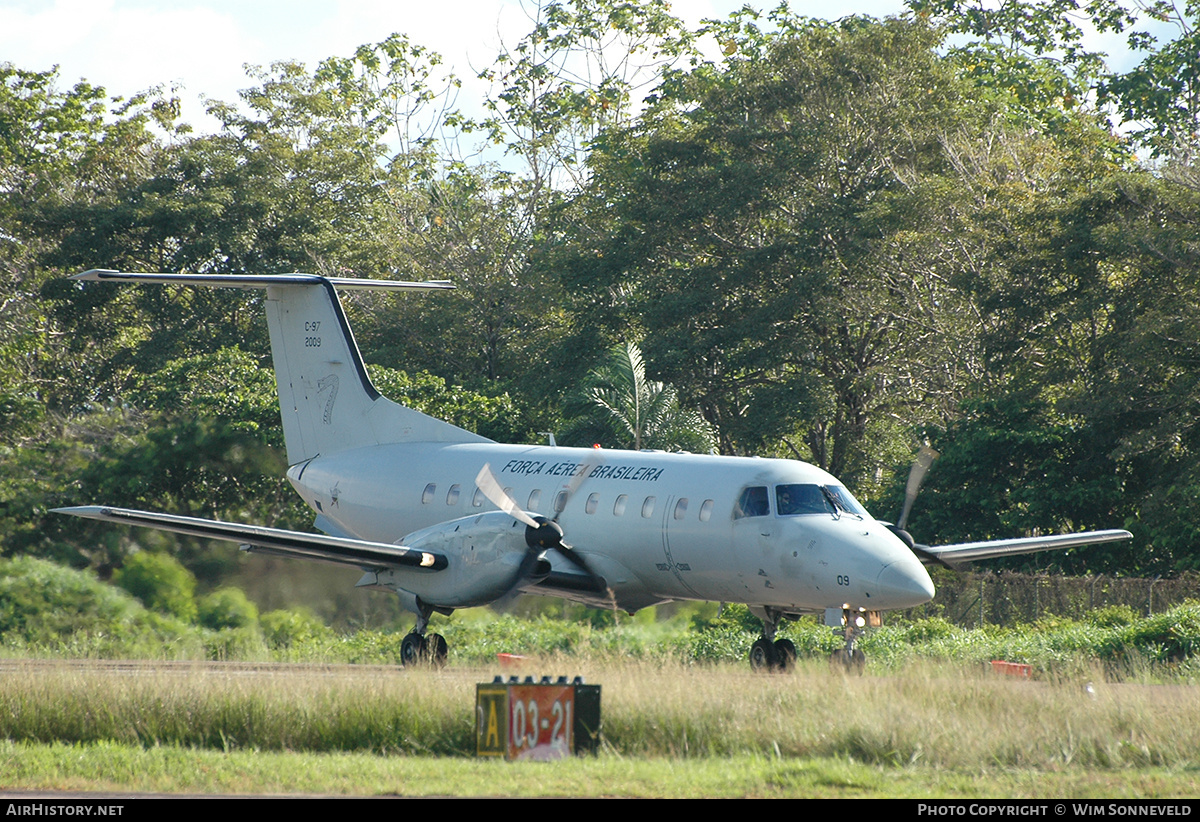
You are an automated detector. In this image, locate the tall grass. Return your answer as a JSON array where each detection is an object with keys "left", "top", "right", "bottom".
[
  {"left": 0, "top": 662, "right": 474, "bottom": 754},
  {"left": 2, "top": 659, "right": 1198, "bottom": 769}
]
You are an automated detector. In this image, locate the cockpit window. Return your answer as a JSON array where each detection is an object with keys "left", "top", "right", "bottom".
[
  {"left": 775, "top": 483, "right": 869, "bottom": 517},
  {"left": 733, "top": 486, "right": 770, "bottom": 519},
  {"left": 823, "top": 485, "right": 869, "bottom": 517},
  {"left": 775, "top": 484, "right": 831, "bottom": 515}
]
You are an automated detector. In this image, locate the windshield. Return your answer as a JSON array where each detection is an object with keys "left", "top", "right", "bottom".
[
  {"left": 822, "top": 485, "right": 870, "bottom": 517},
  {"left": 775, "top": 484, "right": 869, "bottom": 518}
]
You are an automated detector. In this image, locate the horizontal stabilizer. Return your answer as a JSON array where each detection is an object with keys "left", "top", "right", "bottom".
[
  {"left": 917, "top": 529, "right": 1133, "bottom": 564},
  {"left": 73, "top": 270, "right": 454, "bottom": 291},
  {"left": 53, "top": 506, "right": 447, "bottom": 572}
]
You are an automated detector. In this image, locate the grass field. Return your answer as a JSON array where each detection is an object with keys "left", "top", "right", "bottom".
[
  {"left": 4, "top": 743, "right": 1198, "bottom": 798},
  {"left": 1, "top": 658, "right": 1198, "bottom": 797}
]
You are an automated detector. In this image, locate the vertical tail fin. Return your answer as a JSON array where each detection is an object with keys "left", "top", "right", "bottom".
[{"left": 74, "top": 271, "right": 491, "bottom": 464}]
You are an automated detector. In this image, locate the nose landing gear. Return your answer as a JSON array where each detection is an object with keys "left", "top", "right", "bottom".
[{"left": 828, "top": 606, "right": 872, "bottom": 673}]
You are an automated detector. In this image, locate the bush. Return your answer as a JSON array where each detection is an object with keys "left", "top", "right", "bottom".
[
  {"left": 684, "top": 623, "right": 755, "bottom": 663},
  {"left": 690, "top": 603, "right": 760, "bottom": 633},
  {"left": 1088, "top": 604, "right": 1140, "bottom": 629},
  {"left": 0, "top": 557, "right": 143, "bottom": 642},
  {"left": 1107, "top": 602, "right": 1200, "bottom": 663},
  {"left": 897, "top": 616, "right": 959, "bottom": 643},
  {"left": 114, "top": 552, "right": 197, "bottom": 622},
  {"left": 260, "top": 608, "right": 332, "bottom": 649},
  {"left": 198, "top": 587, "right": 259, "bottom": 631}
]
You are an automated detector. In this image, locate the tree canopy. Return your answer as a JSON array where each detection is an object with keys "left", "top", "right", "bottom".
[{"left": 3, "top": 0, "right": 1200, "bottom": 590}]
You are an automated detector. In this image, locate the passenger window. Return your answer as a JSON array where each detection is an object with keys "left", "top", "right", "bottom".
[
  {"left": 674, "top": 498, "right": 688, "bottom": 520},
  {"left": 422, "top": 483, "right": 436, "bottom": 504},
  {"left": 585, "top": 493, "right": 600, "bottom": 514},
  {"left": 733, "top": 486, "right": 769, "bottom": 518},
  {"left": 613, "top": 494, "right": 628, "bottom": 516},
  {"left": 699, "top": 499, "right": 715, "bottom": 522},
  {"left": 641, "top": 496, "right": 656, "bottom": 518},
  {"left": 528, "top": 489, "right": 541, "bottom": 511},
  {"left": 554, "top": 490, "right": 568, "bottom": 514},
  {"left": 472, "top": 487, "right": 485, "bottom": 507},
  {"left": 446, "top": 484, "right": 460, "bottom": 505}
]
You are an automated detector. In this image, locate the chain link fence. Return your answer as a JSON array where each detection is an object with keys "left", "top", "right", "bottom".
[{"left": 906, "top": 571, "right": 1200, "bottom": 627}]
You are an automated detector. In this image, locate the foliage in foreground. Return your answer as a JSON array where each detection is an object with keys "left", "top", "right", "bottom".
[{"left": 2, "top": 557, "right": 1200, "bottom": 678}]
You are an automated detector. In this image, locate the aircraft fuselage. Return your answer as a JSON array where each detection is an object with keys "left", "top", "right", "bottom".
[{"left": 288, "top": 442, "right": 936, "bottom": 616}]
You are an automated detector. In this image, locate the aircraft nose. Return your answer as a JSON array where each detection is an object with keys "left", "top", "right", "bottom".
[{"left": 875, "top": 556, "right": 935, "bottom": 609}]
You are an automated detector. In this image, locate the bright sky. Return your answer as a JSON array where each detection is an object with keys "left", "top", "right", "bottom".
[
  {"left": 0, "top": 0, "right": 924, "bottom": 130},
  {"left": 1, "top": 0, "right": 1150, "bottom": 134}
]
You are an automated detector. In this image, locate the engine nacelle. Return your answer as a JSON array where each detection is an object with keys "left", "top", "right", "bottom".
[{"left": 360, "top": 511, "right": 542, "bottom": 608}]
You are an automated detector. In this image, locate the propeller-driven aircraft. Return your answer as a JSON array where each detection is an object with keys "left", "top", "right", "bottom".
[{"left": 55, "top": 270, "right": 1134, "bottom": 670}]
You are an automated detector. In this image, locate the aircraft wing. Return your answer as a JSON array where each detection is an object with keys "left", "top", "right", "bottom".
[
  {"left": 916, "top": 529, "right": 1133, "bottom": 565},
  {"left": 53, "top": 506, "right": 448, "bottom": 572}
]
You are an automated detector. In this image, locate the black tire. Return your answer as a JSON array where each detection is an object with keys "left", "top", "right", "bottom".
[
  {"left": 426, "top": 633, "right": 448, "bottom": 667},
  {"left": 773, "top": 638, "right": 797, "bottom": 672},
  {"left": 750, "top": 637, "right": 778, "bottom": 671},
  {"left": 400, "top": 632, "right": 427, "bottom": 666}
]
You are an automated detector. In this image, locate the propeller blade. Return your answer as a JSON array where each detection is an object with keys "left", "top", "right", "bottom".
[
  {"left": 897, "top": 445, "right": 938, "bottom": 532},
  {"left": 479, "top": 459, "right": 609, "bottom": 598},
  {"left": 475, "top": 463, "right": 539, "bottom": 528},
  {"left": 563, "top": 455, "right": 598, "bottom": 499},
  {"left": 551, "top": 454, "right": 603, "bottom": 523},
  {"left": 554, "top": 542, "right": 594, "bottom": 574},
  {"left": 493, "top": 548, "right": 552, "bottom": 611}
]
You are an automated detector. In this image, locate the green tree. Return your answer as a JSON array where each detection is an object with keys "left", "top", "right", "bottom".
[
  {"left": 0, "top": 64, "right": 180, "bottom": 416},
  {"left": 557, "top": 14, "right": 981, "bottom": 485},
  {"left": 351, "top": 166, "right": 572, "bottom": 389},
  {"left": 571, "top": 342, "right": 714, "bottom": 452},
  {"left": 477, "top": 0, "right": 693, "bottom": 197},
  {"left": 1100, "top": 0, "right": 1200, "bottom": 156},
  {"left": 899, "top": 169, "right": 1200, "bottom": 575},
  {"left": 366, "top": 363, "right": 533, "bottom": 443},
  {"left": 906, "top": 0, "right": 1135, "bottom": 131},
  {"left": 37, "top": 47, "right": 441, "bottom": 400}
]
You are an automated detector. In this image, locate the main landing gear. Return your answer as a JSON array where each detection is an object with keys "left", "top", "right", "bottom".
[
  {"left": 749, "top": 607, "right": 797, "bottom": 673},
  {"left": 400, "top": 602, "right": 449, "bottom": 668}
]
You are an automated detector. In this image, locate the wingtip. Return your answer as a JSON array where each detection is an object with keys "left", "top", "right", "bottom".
[
  {"left": 50, "top": 505, "right": 112, "bottom": 519},
  {"left": 72, "top": 269, "right": 119, "bottom": 281}
]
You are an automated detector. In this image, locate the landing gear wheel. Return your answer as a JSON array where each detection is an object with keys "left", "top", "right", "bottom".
[
  {"left": 774, "top": 638, "right": 797, "bottom": 672},
  {"left": 400, "top": 632, "right": 428, "bottom": 666},
  {"left": 829, "top": 648, "right": 866, "bottom": 673},
  {"left": 750, "top": 637, "right": 779, "bottom": 671},
  {"left": 426, "top": 633, "right": 448, "bottom": 667}
]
